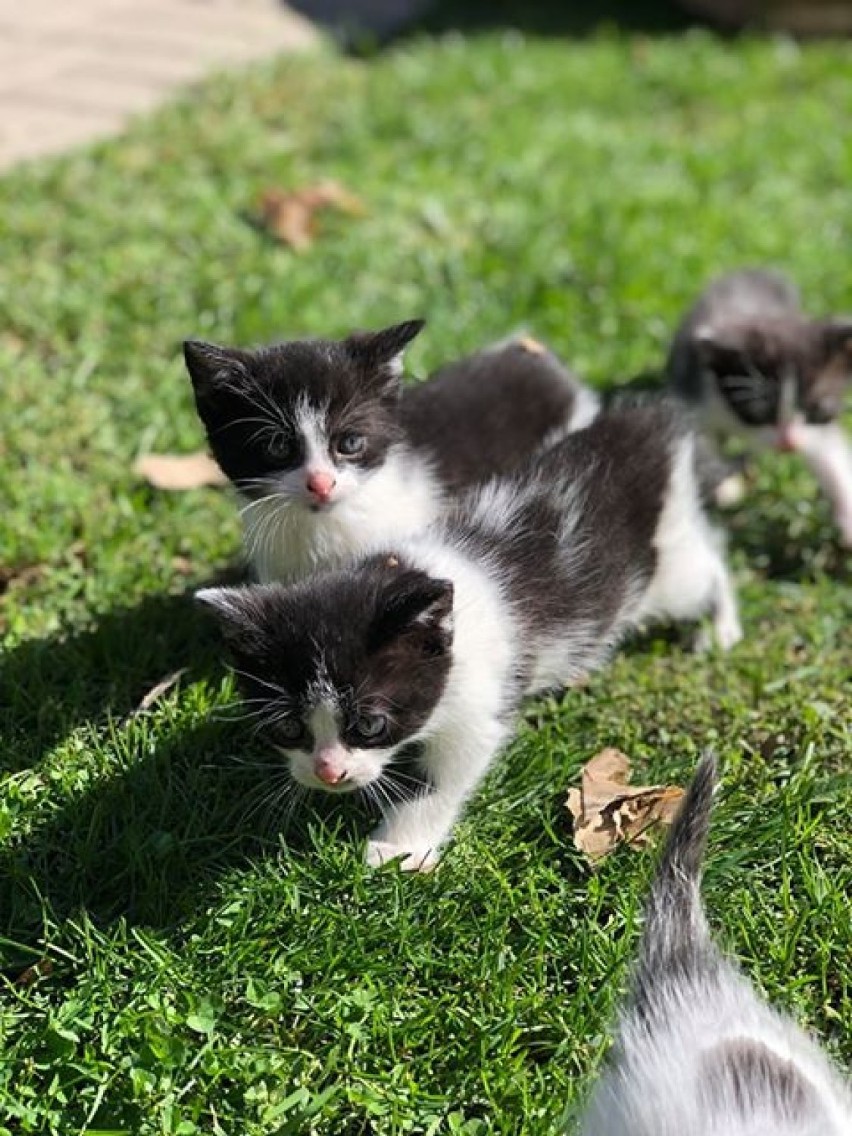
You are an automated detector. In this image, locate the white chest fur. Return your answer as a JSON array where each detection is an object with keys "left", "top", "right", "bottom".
[{"left": 243, "top": 446, "right": 443, "bottom": 583}]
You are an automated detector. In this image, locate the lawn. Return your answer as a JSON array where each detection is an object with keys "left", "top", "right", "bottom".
[{"left": 1, "top": 13, "right": 851, "bottom": 1135}]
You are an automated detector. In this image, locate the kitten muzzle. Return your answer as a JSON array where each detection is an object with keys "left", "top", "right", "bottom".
[
  {"left": 776, "top": 421, "right": 803, "bottom": 453},
  {"left": 305, "top": 468, "right": 336, "bottom": 505},
  {"left": 314, "top": 744, "right": 349, "bottom": 786}
]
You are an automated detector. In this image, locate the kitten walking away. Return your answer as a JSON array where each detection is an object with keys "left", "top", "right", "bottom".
[
  {"left": 184, "top": 322, "right": 599, "bottom": 582},
  {"left": 667, "top": 268, "right": 852, "bottom": 544},
  {"left": 197, "top": 401, "right": 741, "bottom": 870},
  {"left": 578, "top": 753, "right": 852, "bottom": 1136}
]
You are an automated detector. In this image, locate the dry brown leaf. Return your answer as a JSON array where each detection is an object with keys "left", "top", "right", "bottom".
[
  {"left": 516, "top": 335, "right": 548, "bottom": 356},
  {"left": 171, "top": 555, "right": 194, "bottom": 576},
  {"left": 128, "top": 668, "right": 189, "bottom": 720},
  {"left": 0, "top": 561, "right": 46, "bottom": 596},
  {"left": 15, "top": 959, "right": 54, "bottom": 986},
  {"left": 566, "top": 747, "right": 685, "bottom": 865},
  {"left": 257, "top": 179, "right": 365, "bottom": 251},
  {"left": 134, "top": 451, "right": 228, "bottom": 491}
]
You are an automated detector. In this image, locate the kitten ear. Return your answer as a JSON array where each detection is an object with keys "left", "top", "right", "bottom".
[
  {"left": 196, "top": 586, "right": 265, "bottom": 651},
  {"left": 369, "top": 569, "right": 453, "bottom": 656},
  {"left": 347, "top": 319, "right": 425, "bottom": 386},
  {"left": 183, "top": 340, "right": 251, "bottom": 394}
]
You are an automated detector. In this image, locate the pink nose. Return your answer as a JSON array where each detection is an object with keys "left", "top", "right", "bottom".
[
  {"left": 314, "top": 753, "right": 347, "bottom": 785},
  {"left": 306, "top": 470, "right": 336, "bottom": 502}
]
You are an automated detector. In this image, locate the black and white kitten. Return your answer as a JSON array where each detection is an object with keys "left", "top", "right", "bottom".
[
  {"left": 667, "top": 268, "right": 852, "bottom": 543},
  {"left": 183, "top": 323, "right": 599, "bottom": 582},
  {"left": 197, "top": 401, "right": 741, "bottom": 870},
  {"left": 578, "top": 753, "right": 852, "bottom": 1136}
]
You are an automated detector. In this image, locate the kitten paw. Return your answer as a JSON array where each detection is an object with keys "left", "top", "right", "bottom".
[
  {"left": 694, "top": 616, "right": 742, "bottom": 653},
  {"left": 365, "top": 839, "right": 439, "bottom": 873},
  {"left": 712, "top": 472, "right": 747, "bottom": 509},
  {"left": 714, "top": 614, "right": 743, "bottom": 650}
]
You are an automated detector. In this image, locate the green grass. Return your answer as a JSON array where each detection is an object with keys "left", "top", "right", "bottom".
[{"left": 1, "top": 18, "right": 851, "bottom": 1136}]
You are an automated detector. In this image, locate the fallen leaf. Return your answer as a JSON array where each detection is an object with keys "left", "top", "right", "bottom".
[
  {"left": 134, "top": 452, "right": 228, "bottom": 490},
  {"left": 128, "top": 668, "right": 189, "bottom": 720},
  {"left": 516, "top": 335, "right": 548, "bottom": 356},
  {"left": 0, "top": 561, "right": 46, "bottom": 596},
  {"left": 171, "top": 555, "right": 194, "bottom": 576},
  {"left": 15, "top": 959, "right": 54, "bottom": 986},
  {"left": 257, "top": 179, "right": 365, "bottom": 251},
  {"left": 566, "top": 748, "right": 684, "bottom": 865}
]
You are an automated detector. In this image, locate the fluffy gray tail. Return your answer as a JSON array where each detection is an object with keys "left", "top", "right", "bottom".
[{"left": 632, "top": 753, "right": 719, "bottom": 1013}]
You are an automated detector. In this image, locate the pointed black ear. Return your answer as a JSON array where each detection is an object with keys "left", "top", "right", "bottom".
[
  {"left": 369, "top": 569, "right": 453, "bottom": 656},
  {"left": 196, "top": 586, "right": 267, "bottom": 652},
  {"left": 183, "top": 340, "right": 251, "bottom": 394},
  {"left": 347, "top": 319, "right": 425, "bottom": 381}
]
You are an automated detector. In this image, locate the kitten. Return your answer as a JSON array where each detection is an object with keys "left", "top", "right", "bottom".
[
  {"left": 667, "top": 268, "right": 852, "bottom": 544},
  {"left": 183, "top": 323, "right": 599, "bottom": 583},
  {"left": 197, "top": 400, "right": 741, "bottom": 871},
  {"left": 577, "top": 753, "right": 852, "bottom": 1136}
]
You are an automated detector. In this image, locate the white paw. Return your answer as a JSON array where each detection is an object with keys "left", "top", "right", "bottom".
[
  {"left": 713, "top": 473, "right": 747, "bottom": 509},
  {"left": 694, "top": 616, "right": 743, "bottom": 653},
  {"left": 714, "top": 614, "right": 743, "bottom": 651},
  {"left": 365, "top": 839, "right": 440, "bottom": 873}
]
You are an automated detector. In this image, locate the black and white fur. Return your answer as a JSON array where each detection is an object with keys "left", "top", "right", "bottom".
[
  {"left": 184, "top": 323, "right": 599, "bottom": 582},
  {"left": 578, "top": 753, "right": 852, "bottom": 1136},
  {"left": 667, "top": 268, "right": 852, "bottom": 543},
  {"left": 198, "top": 401, "right": 741, "bottom": 870}
]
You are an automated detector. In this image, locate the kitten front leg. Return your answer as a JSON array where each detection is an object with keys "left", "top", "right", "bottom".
[
  {"left": 796, "top": 422, "right": 852, "bottom": 547},
  {"left": 365, "top": 720, "right": 509, "bottom": 872}
]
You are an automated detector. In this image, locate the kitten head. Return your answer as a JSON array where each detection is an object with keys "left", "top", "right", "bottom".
[
  {"left": 695, "top": 316, "right": 852, "bottom": 446},
  {"left": 197, "top": 558, "right": 453, "bottom": 792},
  {"left": 183, "top": 320, "right": 425, "bottom": 508}
]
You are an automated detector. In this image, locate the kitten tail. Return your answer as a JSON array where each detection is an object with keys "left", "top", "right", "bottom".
[{"left": 633, "top": 752, "right": 719, "bottom": 1009}]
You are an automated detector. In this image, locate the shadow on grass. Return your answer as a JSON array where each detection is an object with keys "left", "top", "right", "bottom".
[
  {"left": 0, "top": 713, "right": 374, "bottom": 957},
  {"left": 0, "top": 577, "right": 384, "bottom": 955},
  {"left": 1, "top": 590, "right": 222, "bottom": 773},
  {"left": 725, "top": 504, "right": 852, "bottom": 581}
]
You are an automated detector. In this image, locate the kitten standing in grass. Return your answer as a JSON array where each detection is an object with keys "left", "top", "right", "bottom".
[
  {"left": 667, "top": 268, "right": 852, "bottom": 544},
  {"left": 198, "top": 401, "right": 741, "bottom": 870},
  {"left": 577, "top": 753, "right": 852, "bottom": 1136},
  {"left": 184, "top": 321, "right": 599, "bottom": 582}
]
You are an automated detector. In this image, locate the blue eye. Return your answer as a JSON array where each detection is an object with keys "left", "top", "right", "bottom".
[
  {"left": 354, "top": 712, "right": 387, "bottom": 741},
  {"left": 336, "top": 432, "right": 366, "bottom": 457}
]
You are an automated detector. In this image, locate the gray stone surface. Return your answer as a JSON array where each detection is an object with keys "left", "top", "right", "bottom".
[{"left": 0, "top": 0, "right": 319, "bottom": 169}]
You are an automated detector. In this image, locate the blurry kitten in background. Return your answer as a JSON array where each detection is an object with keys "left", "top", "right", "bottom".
[
  {"left": 184, "top": 323, "right": 599, "bottom": 582},
  {"left": 197, "top": 401, "right": 740, "bottom": 871},
  {"left": 577, "top": 753, "right": 852, "bottom": 1136},
  {"left": 667, "top": 268, "right": 852, "bottom": 545}
]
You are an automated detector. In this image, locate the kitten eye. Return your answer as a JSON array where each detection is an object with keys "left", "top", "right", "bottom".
[
  {"left": 267, "top": 431, "right": 296, "bottom": 461},
  {"left": 275, "top": 717, "right": 304, "bottom": 741},
  {"left": 353, "top": 712, "right": 387, "bottom": 741},
  {"left": 336, "top": 432, "right": 367, "bottom": 457}
]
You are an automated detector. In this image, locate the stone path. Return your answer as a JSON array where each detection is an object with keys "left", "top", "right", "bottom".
[{"left": 0, "top": 0, "right": 319, "bottom": 169}]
